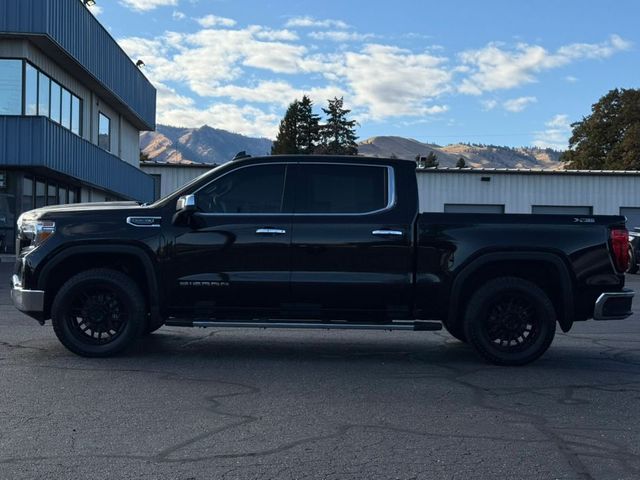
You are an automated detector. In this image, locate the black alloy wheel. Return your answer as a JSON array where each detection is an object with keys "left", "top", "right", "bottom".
[
  {"left": 52, "top": 269, "right": 145, "bottom": 357},
  {"left": 66, "top": 286, "right": 128, "bottom": 345},
  {"left": 464, "top": 277, "right": 556, "bottom": 366},
  {"left": 483, "top": 293, "right": 539, "bottom": 351}
]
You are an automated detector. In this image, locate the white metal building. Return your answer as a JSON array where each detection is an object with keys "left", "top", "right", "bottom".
[
  {"left": 141, "top": 162, "right": 213, "bottom": 202},
  {"left": 140, "top": 162, "right": 640, "bottom": 229},
  {"left": 418, "top": 168, "right": 640, "bottom": 228}
]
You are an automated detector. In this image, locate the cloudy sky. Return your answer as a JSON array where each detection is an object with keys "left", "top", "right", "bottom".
[{"left": 90, "top": 0, "right": 637, "bottom": 149}]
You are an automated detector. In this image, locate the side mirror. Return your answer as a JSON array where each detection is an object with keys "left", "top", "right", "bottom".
[
  {"left": 172, "top": 194, "right": 197, "bottom": 226},
  {"left": 176, "top": 194, "right": 196, "bottom": 212}
]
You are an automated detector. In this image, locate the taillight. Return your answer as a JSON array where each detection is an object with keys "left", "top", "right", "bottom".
[{"left": 610, "top": 228, "right": 630, "bottom": 272}]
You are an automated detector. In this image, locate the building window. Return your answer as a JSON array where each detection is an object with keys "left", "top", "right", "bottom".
[
  {"left": 47, "top": 183, "right": 57, "bottom": 205},
  {"left": 0, "top": 59, "right": 23, "bottom": 115},
  {"left": 35, "top": 180, "right": 46, "bottom": 209},
  {"left": 98, "top": 112, "right": 111, "bottom": 151},
  {"left": 58, "top": 187, "right": 68, "bottom": 205},
  {"left": 38, "top": 72, "right": 50, "bottom": 118},
  {"left": 61, "top": 89, "right": 71, "bottom": 129},
  {"left": 21, "top": 177, "right": 34, "bottom": 214},
  {"left": 71, "top": 95, "right": 81, "bottom": 135},
  {"left": 2, "top": 60, "right": 83, "bottom": 136},
  {"left": 25, "top": 63, "right": 38, "bottom": 116},
  {"left": 50, "top": 80, "right": 61, "bottom": 123}
]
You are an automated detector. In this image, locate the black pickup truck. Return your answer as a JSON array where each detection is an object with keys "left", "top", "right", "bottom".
[{"left": 10, "top": 155, "right": 634, "bottom": 365}]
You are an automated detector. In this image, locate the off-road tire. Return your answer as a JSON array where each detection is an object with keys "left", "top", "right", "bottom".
[
  {"left": 463, "top": 277, "right": 556, "bottom": 366},
  {"left": 51, "top": 269, "right": 146, "bottom": 357}
]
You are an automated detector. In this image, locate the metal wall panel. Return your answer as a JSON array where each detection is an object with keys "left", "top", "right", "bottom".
[
  {"left": 0, "top": 0, "right": 156, "bottom": 129},
  {"left": 0, "top": 116, "right": 153, "bottom": 202},
  {"left": 141, "top": 165, "right": 213, "bottom": 198},
  {"left": 418, "top": 170, "right": 640, "bottom": 215}
]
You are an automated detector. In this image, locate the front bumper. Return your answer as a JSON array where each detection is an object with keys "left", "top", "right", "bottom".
[
  {"left": 593, "top": 289, "right": 634, "bottom": 320},
  {"left": 10, "top": 274, "right": 45, "bottom": 313}
]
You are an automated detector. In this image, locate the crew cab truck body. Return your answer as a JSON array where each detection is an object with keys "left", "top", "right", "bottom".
[{"left": 11, "top": 155, "right": 634, "bottom": 365}]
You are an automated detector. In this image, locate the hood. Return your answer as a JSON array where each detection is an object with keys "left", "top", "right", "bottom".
[{"left": 20, "top": 201, "right": 143, "bottom": 220}]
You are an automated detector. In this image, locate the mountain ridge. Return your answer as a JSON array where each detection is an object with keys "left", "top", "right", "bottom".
[
  {"left": 140, "top": 124, "right": 273, "bottom": 165},
  {"left": 140, "top": 125, "right": 563, "bottom": 169}
]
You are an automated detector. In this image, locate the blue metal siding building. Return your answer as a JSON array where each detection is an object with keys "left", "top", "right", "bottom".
[
  {"left": 0, "top": 0, "right": 156, "bottom": 130},
  {"left": 0, "top": 0, "right": 157, "bottom": 252},
  {"left": 0, "top": 116, "right": 154, "bottom": 199}
]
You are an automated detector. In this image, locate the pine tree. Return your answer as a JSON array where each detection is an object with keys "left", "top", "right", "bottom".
[
  {"left": 319, "top": 97, "right": 358, "bottom": 155},
  {"left": 296, "top": 95, "right": 321, "bottom": 154},
  {"left": 456, "top": 157, "right": 467, "bottom": 168},
  {"left": 271, "top": 100, "right": 300, "bottom": 155},
  {"left": 424, "top": 152, "right": 439, "bottom": 168}
]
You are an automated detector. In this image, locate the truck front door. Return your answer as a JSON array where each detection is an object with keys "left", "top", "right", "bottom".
[{"left": 168, "top": 162, "right": 293, "bottom": 318}]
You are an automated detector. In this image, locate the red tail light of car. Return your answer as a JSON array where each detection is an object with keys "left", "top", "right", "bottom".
[{"left": 610, "top": 228, "right": 630, "bottom": 272}]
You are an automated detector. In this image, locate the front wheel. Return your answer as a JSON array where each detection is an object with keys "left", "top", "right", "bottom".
[
  {"left": 51, "top": 269, "right": 146, "bottom": 357},
  {"left": 463, "top": 277, "right": 556, "bottom": 366}
]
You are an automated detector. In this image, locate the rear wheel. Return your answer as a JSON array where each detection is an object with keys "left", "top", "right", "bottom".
[
  {"left": 464, "top": 277, "right": 556, "bottom": 366},
  {"left": 51, "top": 269, "right": 145, "bottom": 357}
]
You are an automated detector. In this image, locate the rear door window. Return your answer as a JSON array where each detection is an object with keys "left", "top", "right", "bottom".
[{"left": 295, "top": 164, "right": 389, "bottom": 214}]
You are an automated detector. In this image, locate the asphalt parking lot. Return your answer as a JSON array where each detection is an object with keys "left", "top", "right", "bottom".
[{"left": 1, "top": 261, "right": 639, "bottom": 480}]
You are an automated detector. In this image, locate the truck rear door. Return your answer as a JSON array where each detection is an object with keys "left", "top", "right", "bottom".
[{"left": 289, "top": 161, "right": 413, "bottom": 320}]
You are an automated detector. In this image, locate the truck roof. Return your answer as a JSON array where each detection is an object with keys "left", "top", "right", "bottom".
[{"left": 238, "top": 154, "right": 416, "bottom": 164}]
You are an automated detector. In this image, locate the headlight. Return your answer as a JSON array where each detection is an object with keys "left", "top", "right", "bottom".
[{"left": 17, "top": 215, "right": 56, "bottom": 248}]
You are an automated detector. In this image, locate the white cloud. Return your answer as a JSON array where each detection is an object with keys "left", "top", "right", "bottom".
[
  {"left": 118, "top": 22, "right": 630, "bottom": 140},
  {"left": 197, "top": 14, "right": 237, "bottom": 28},
  {"left": 341, "top": 44, "right": 452, "bottom": 119},
  {"left": 285, "top": 16, "right": 349, "bottom": 29},
  {"left": 160, "top": 102, "right": 281, "bottom": 138},
  {"left": 119, "top": 0, "right": 177, "bottom": 12},
  {"left": 565, "top": 75, "right": 578, "bottom": 83},
  {"left": 249, "top": 26, "right": 299, "bottom": 41},
  {"left": 503, "top": 96, "right": 537, "bottom": 112},
  {"left": 172, "top": 11, "right": 186, "bottom": 20},
  {"left": 308, "top": 31, "right": 374, "bottom": 42},
  {"left": 458, "top": 35, "right": 631, "bottom": 95},
  {"left": 206, "top": 81, "right": 346, "bottom": 107},
  {"left": 533, "top": 114, "right": 572, "bottom": 150}
]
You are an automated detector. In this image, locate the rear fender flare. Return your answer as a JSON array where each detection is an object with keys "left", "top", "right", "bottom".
[{"left": 448, "top": 251, "right": 574, "bottom": 332}]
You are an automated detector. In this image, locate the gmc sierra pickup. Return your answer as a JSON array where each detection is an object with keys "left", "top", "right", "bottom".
[{"left": 10, "top": 155, "right": 634, "bottom": 365}]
